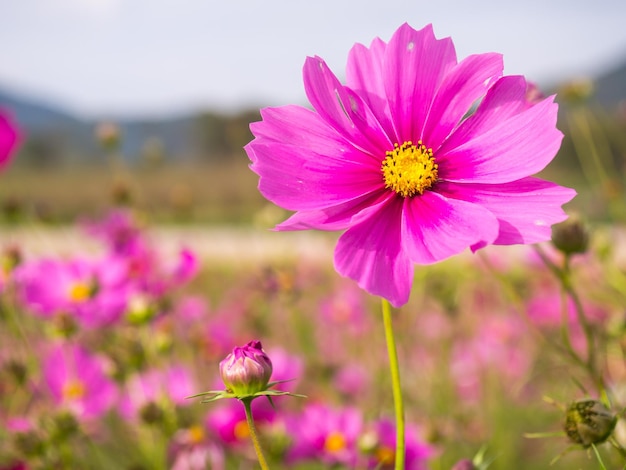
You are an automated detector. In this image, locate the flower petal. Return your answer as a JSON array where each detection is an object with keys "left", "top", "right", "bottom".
[
  {"left": 0, "top": 112, "right": 19, "bottom": 170},
  {"left": 346, "top": 38, "right": 398, "bottom": 142},
  {"left": 437, "top": 178, "right": 576, "bottom": 246},
  {"left": 303, "top": 56, "right": 391, "bottom": 155},
  {"left": 247, "top": 106, "right": 382, "bottom": 211},
  {"left": 437, "top": 76, "right": 563, "bottom": 183},
  {"left": 401, "top": 191, "right": 499, "bottom": 264},
  {"left": 422, "top": 52, "right": 503, "bottom": 150},
  {"left": 334, "top": 197, "right": 414, "bottom": 307},
  {"left": 276, "top": 190, "right": 390, "bottom": 232},
  {"left": 383, "top": 23, "right": 457, "bottom": 143}
]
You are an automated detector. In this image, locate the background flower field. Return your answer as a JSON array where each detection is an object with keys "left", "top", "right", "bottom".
[{"left": 1, "top": 13, "right": 626, "bottom": 469}]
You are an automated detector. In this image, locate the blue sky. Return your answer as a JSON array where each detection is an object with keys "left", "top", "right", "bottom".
[{"left": 1, "top": 0, "right": 625, "bottom": 118}]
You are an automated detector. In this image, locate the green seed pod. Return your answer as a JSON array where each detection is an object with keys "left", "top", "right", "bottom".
[
  {"left": 564, "top": 399, "right": 617, "bottom": 447},
  {"left": 551, "top": 214, "right": 589, "bottom": 256}
]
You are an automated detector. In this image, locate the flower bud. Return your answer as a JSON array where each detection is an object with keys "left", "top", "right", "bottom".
[
  {"left": 219, "top": 340, "right": 273, "bottom": 397},
  {"left": 551, "top": 214, "right": 589, "bottom": 255},
  {"left": 564, "top": 399, "right": 617, "bottom": 447}
]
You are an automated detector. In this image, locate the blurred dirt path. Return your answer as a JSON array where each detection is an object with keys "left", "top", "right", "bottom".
[{"left": 0, "top": 225, "right": 338, "bottom": 265}]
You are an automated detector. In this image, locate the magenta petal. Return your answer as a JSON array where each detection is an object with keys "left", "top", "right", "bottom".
[
  {"left": 383, "top": 23, "right": 456, "bottom": 143},
  {"left": 249, "top": 141, "right": 381, "bottom": 211},
  {"left": 247, "top": 106, "right": 382, "bottom": 212},
  {"left": 276, "top": 190, "right": 390, "bottom": 232},
  {"left": 437, "top": 76, "right": 563, "bottom": 183},
  {"left": 0, "top": 112, "right": 20, "bottom": 170},
  {"left": 346, "top": 38, "right": 397, "bottom": 142},
  {"left": 303, "top": 56, "right": 391, "bottom": 155},
  {"left": 437, "top": 178, "right": 576, "bottom": 246},
  {"left": 422, "top": 52, "right": 503, "bottom": 150},
  {"left": 401, "top": 191, "right": 499, "bottom": 264},
  {"left": 334, "top": 197, "right": 414, "bottom": 307}
]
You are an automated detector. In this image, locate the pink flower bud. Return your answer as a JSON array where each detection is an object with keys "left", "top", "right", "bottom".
[{"left": 219, "top": 340, "right": 273, "bottom": 397}]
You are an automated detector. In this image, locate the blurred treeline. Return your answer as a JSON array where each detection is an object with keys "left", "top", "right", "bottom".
[{"left": 1, "top": 75, "right": 625, "bottom": 225}]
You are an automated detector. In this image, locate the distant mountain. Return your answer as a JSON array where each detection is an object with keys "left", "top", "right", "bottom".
[
  {"left": 0, "top": 55, "right": 624, "bottom": 166},
  {"left": 591, "top": 57, "right": 626, "bottom": 108}
]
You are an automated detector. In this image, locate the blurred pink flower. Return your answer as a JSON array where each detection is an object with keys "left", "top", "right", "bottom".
[
  {"left": 0, "top": 110, "right": 20, "bottom": 171},
  {"left": 333, "top": 363, "right": 370, "bottom": 397},
  {"left": 527, "top": 289, "right": 607, "bottom": 355},
  {"left": 43, "top": 343, "right": 118, "bottom": 420},
  {"left": 450, "top": 315, "right": 532, "bottom": 402},
  {"left": 168, "top": 425, "right": 225, "bottom": 470},
  {"left": 14, "top": 256, "right": 129, "bottom": 328},
  {"left": 362, "top": 418, "right": 434, "bottom": 470},
  {"left": 266, "top": 347, "right": 304, "bottom": 393},
  {"left": 205, "top": 398, "right": 276, "bottom": 446},
  {"left": 119, "top": 365, "right": 196, "bottom": 420},
  {"left": 320, "top": 283, "right": 371, "bottom": 335},
  {"left": 246, "top": 22, "right": 575, "bottom": 306},
  {"left": 286, "top": 403, "right": 363, "bottom": 467}
]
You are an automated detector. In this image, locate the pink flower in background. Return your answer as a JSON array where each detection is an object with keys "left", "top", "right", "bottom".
[
  {"left": 450, "top": 315, "right": 533, "bottom": 402},
  {"left": 333, "top": 363, "right": 370, "bottom": 398},
  {"left": 0, "top": 111, "right": 20, "bottom": 171},
  {"left": 43, "top": 343, "right": 118, "bottom": 420},
  {"left": 266, "top": 347, "right": 304, "bottom": 392},
  {"left": 14, "top": 256, "right": 129, "bottom": 328},
  {"left": 119, "top": 366, "right": 196, "bottom": 420},
  {"left": 362, "top": 418, "right": 434, "bottom": 470},
  {"left": 286, "top": 403, "right": 363, "bottom": 467},
  {"left": 246, "top": 22, "right": 575, "bottom": 306},
  {"left": 206, "top": 398, "right": 276, "bottom": 446}
]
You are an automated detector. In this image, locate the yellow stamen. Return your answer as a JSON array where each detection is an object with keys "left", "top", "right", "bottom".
[
  {"left": 234, "top": 420, "right": 251, "bottom": 440},
  {"left": 324, "top": 431, "right": 347, "bottom": 453},
  {"left": 375, "top": 445, "right": 396, "bottom": 464},
  {"left": 69, "top": 282, "right": 92, "bottom": 302},
  {"left": 382, "top": 141, "right": 438, "bottom": 197},
  {"left": 188, "top": 425, "right": 205, "bottom": 444},
  {"left": 62, "top": 379, "right": 85, "bottom": 400}
]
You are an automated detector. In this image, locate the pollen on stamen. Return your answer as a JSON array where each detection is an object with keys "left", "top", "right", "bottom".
[{"left": 381, "top": 141, "right": 438, "bottom": 197}]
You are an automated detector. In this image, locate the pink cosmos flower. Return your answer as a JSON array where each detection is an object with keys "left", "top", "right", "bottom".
[
  {"left": 362, "top": 418, "right": 434, "bottom": 470},
  {"left": 43, "top": 343, "right": 118, "bottom": 420},
  {"left": 0, "top": 110, "right": 20, "bottom": 171},
  {"left": 286, "top": 403, "right": 363, "bottom": 467},
  {"left": 119, "top": 365, "right": 196, "bottom": 421},
  {"left": 246, "top": 23, "right": 575, "bottom": 306},
  {"left": 205, "top": 398, "right": 276, "bottom": 446},
  {"left": 14, "top": 256, "right": 129, "bottom": 328}
]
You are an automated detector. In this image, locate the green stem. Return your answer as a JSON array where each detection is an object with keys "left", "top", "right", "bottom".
[
  {"left": 242, "top": 398, "right": 270, "bottom": 470},
  {"left": 381, "top": 298, "right": 405, "bottom": 470}
]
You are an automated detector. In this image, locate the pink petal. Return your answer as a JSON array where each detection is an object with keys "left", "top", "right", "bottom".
[
  {"left": 303, "top": 56, "right": 391, "bottom": 155},
  {"left": 334, "top": 197, "right": 414, "bottom": 307},
  {"left": 247, "top": 106, "right": 382, "bottom": 211},
  {"left": 383, "top": 23, "right": 457, "bottom": 143},
  {"left": 437, "top": 178, "right": 576, "bottom": 246},
  {"left": 276, "top": 190, "right": 390, "bottom": 232},
  {"left": 401, "top": 191, "right": 499, "bottom": 264},
  {"left": 422, "top": 52, "right": 503, "bottom": 150},
  {"left": 249, "top": 141, "right": 381, "bottom": 211},
  {"left": 346, "top": 38, "right": 397, "bottom": 142},
  {"left": 437, "top": 76, "right": 563, "bottom": 183},
  {"left": 0, "top": 112, "right": 20, "bottom": 170}
]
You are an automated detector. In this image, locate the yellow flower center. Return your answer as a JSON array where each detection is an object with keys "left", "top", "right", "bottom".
[
  {"left": 382, "top": 141, "right": 438, "bottom": 197},
  {"left": 234, "top": 420, "right": 251, "bottom": 440},
  {"left": 188, "top": 425, "right": 205, "bottom": 444},
  {"left": 324, "top": 431, "right": 347, "bottom": 453},
  {"left": 62, "top": 379, "right": 86, "bottom": 400},
  {"left": 68, "top": 282, "right": 92, "bottom": 302},
  {"left": 375, "top": 445, "right": 396, "bottom": 465}
]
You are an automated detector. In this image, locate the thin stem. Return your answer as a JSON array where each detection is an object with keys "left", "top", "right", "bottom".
[
  {"left": 591, "top": 443, "right": 608, "bottom": 470},
  {"left": 381, "top": 298, "right": 405, "bottom": 470},
  {"left": 242, "top": 398, "right": 270, "bottom": 470}
]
